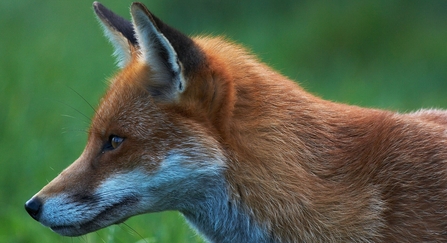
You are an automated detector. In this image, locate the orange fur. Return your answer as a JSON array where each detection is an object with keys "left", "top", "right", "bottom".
[
  {"left": 25, "top": 2, "right": 447, "bottom": 242},
  {"left": 177, "top": 37, "right": 447, "bottom": 241}
]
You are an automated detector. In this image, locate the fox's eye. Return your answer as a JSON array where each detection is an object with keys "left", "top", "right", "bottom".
[{"left": 109, "top": 135, "right": 124, "bottom": 149}]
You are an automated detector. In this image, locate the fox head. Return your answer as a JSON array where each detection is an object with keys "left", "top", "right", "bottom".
[{"left": 24, "top": 2, "right": 229, "bottom": 237}]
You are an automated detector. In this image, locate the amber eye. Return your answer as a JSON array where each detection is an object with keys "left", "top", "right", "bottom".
[{"left": 109, "top": 135, "right": 124, "bottom": 149}]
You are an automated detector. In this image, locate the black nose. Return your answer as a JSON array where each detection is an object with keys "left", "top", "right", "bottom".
[{"left": 25, "top": 197, "right": 42, "bottom": 221}]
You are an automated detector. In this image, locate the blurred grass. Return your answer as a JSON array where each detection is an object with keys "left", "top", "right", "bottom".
[{"left": 1, "top": 0, "right": 446, "bottom": 242}]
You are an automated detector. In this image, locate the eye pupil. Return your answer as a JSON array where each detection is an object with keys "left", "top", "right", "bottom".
[{"left": 110, "top": 135, "right": 124, "bottom": 149}]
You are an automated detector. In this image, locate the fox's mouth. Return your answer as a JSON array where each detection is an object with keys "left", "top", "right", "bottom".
[
  {"left": 51, "top": 225, "right": 87, "bottom": 237},
  {"left": 50, "top": 215, "right": 132, "bottom": 237},
  {"left": 49, "top": 197, "right": 138, "bottom": 237}
]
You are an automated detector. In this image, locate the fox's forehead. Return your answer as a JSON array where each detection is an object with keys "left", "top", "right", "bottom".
[{"left": 91, "top": 62, "right": 166, "bottom": 137}]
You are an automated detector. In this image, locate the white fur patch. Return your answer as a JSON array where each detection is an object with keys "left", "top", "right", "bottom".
[
  {"left": 95, "top": 19, "right": 132, "bottom": 68},
  {"left": 39, "top": 194, "right": 85, "bottom": 227},
  {"left": 130, "top": 5, "right": 186, "bottom": 96},
  {"left": 37, "top": 146, "right": 225, "bottom": 233},
  {"left": 131, "top": 8, "right": 179, "bottom": 73},
  {"left": 38, "top": 170, "right": 151, "bottom": 229}
]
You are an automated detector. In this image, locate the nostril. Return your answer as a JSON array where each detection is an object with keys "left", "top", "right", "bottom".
[{"left": 25, "top": 197, "right": 42, "bottom": 221}]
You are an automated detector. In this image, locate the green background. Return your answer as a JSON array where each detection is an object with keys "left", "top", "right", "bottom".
[{"left": 2, "top": 0, "right": 446, "bottom": 242}]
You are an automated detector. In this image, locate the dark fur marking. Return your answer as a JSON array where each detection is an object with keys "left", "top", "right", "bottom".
[{"left": 93, "top": 2, "right": 138, "bottom": 46}]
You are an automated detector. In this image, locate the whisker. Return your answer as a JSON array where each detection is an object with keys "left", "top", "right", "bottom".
[
  {"left": 95, "top": 231, "right": 107, "bottom": 243},
  {"left": 61, "top": 127, "right": 89, "bottom": 134},
  {"left": 61, "top": 114, "right": 90, "bottom": 126},
  {"left": 76, "top": 234, "right": 88, "bottom": 243},
  {"left": 61, "top": 129, "right": 89, "bottom": 135},
  {"left": 65, "top": 85, "right": 106, "bottom": 125},
  {"left": 52, "top": 99, "right": 91, "bottom": 124},
  {"left": 65, "top": 85, "right": 97, "bottom": 113},
  {"left": 121, "top": 222, "right": 149, "bottom": 243}
]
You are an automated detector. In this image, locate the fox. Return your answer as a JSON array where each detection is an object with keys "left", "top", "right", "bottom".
[{"left": 25, "top": 1, "right": 447, "bottom": 242}]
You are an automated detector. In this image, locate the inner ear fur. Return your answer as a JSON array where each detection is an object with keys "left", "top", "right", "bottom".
[
  {"left": 94, "top": 2, "right": 205, "bottom": 102},
  {"left": 93, "top": 1, "right": 137, "bottom": 67}
]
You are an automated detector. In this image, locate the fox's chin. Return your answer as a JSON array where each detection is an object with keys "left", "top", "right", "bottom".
[
  {"left": 50, "top": 218, "right": 129, "bottom": 237},
  {"left": 50, "top": 220, "right": 109, "bottom": 237},
  {"left": 51, "top": 225, "right": 93, "bottom": 237},
  {"left": 49, "top": 213, "right": 132, "bottom": 237}
]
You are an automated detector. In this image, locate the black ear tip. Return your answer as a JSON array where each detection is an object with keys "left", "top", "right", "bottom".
[
  {"left": 93, "top": 1, "right": 101, "bottom": 10},
  {"left": 130, "top": 2, "right": 152, "bottom": 16},
  {"left": 93, "top": 1, "right": 138, "bottom": 46},
  {"left": 93, "top": 2, "right": 114, "bottom": 19},
  {"left": 93, "top": 1, "right": 106, "bottom": 16},
  {"left": 131, "top": 2, "right": 144, "bottom": 9}
]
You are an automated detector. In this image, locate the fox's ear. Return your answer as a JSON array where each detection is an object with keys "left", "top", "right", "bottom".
[
  {"left": 94, "top": 2, "right": 203, "bottom": 101},
  {"left": 93, "top": 2, "right": 137, "bottom": 68},
  {"left": 130, "top": 2, "right": 203, "bottom": 101}
]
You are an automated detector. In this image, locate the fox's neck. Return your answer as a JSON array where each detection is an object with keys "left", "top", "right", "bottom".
[{"left": 180, "top": 177, "right": 272, "bottom": 243}]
